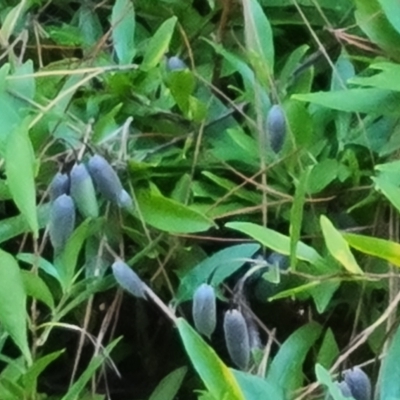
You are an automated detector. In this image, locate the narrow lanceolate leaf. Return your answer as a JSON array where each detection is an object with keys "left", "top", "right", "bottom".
[
  {"left": 379, "top": 323, "right": 400, "bottom": 399},
  {"left": 112, "top": 260, "right": 146, "bottom": 299},
  {"left": 242, "top": 0, "right": 274, "bottom": 74},
  {"left": 6, "top": 120, "right": 38, "bottom": 238},
  {"left": 70, "top": 163, "right": 99, "bottom": 218},
  {"left": 176, "top": 318, "right": 245, "bottom": 400},
  {"left": 141, "top": 16, "right": 177, "bottom": 71},
  {"left": 192, "top": 284, "right": 216, "bottom": 339},
  {"left": 111, "top": 0, "right": 135, "bottom": 64},
  {"left": 0, "top": 250, "right": 31, "bottom": 364},
  {"left": 344, "top": 232, "right": 400, "bottom": 267},
  {"left": 320, "top": 215, "right": 363, "bottom": 275},
  {"left": 49, "top": 194, "right": 76, "bottom": 254}
]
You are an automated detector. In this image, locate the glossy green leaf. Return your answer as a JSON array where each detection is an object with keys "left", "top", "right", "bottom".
[
  {"left": 290, "top": 167, "right": 310, "bottom": 269},
  {"left": 242, "top": 0, "right": 274, "bottom": 74},
  {"left": 320, "top": 215, "right": 363, "bottom": 275},
  {"left": 350, "top": 62, "right": 400, "bottom": 92},
  {"left": 149, "top": 366, "right": 187, "bottom": 400},
  {"left": 141, "top": 16, "right": 177, "bottom": 71},
  {"left": 20, "top": 271, "right": 54, "bottom": 310},
  {"left": 316, "top": 364, "right": 353, "bottom": 400},
  {"left": 225, "top": 222, "right": 322, "bottom": 265},
  {"left": 176, "top": 243, "right": 260, "bottom": 303},
  {"left": 6, "top": 119, "right": 38, "bottom": 238},
  {"left": 354, "top": 0, "right": 400, "bottom": 60},
  {"left": 111, "top": 0, "right": 135, "bottom": 64},
  {"left": 0, "top": 250, "right": 31, "bottom": 364},
  {"left": 379, "top": 323, "right": 400, "bottom": 400},
  {"left": 317, "top": 328, "right": 339, "bottom": 369},
  {"left": 293, "top": 89, "right": 400, "bottom": 116},
  {"left": 378, "top": 0, "right": 400, "bottom": 35},
  {"left": 0, "top": 204, "right": 50, "bottom": 245},
  {"left": 373, "top": 175, "right": 400, "bottom": 213},
  {"left": 233, "top": 370, "right": 284, "bottom": 400},
  {"left": 23, "top": 350, "right": 64, "bottom": 396},
  {"left": 176, "top": 318, "right": 245, "bottom": 400},
  {"left": 56, "top": 218, "right": 103, "bottom": 290},
  {"left": 344, "top": 232, "right": 400, "bottom": 267},
  {"left": 266, "top": 322, "right": 322, "bottom": 393},
  {"left": 135, "top": 189, "right": 215, "bottom": 234}
]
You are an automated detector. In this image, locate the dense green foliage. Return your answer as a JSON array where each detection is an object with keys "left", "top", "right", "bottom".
[{"left": 2, "top": 0, "right": 400, "bottom": 399}]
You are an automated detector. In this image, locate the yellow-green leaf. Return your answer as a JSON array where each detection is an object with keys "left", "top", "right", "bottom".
[{"left": 320, "top": 215, "right": 363, "bottom": 274}]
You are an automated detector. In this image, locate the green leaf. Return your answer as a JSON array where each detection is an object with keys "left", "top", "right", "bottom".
[
  {"left": 320, "top": 215, "right": 363, "bottom": 274},
  {"left": 373, "top": 175, "right": 400, "bottom": 213},
  {"left": 307, "top": 159, "right": 339, "bottom": 194},
  {"left": 149, "top": 366, "right": 187, "bottom": 400},
  {"left": 266, "top": 322, "right": 322, "bottom": 393},
  {"left": 290, "top": 167, "right": 310, "bottom": 269},
  {"left": 6, "top": 119, "right": 38, "bottom": 238},
  {"left": 111, "top": 0, "right": 135, "bottom": 64},
  {"left": 56, "top": 218, "right": 103, "bottom": 290},
  {"left": 378, "top": 0, "right": 400, "bottom": 35},
  {"left": 316, "top": 364, "right": 352, "bottom": 400},
  {"left": 22, "top": 350, "right": 64, "bottom": 396},
  {"left": 354, "top": 0, "right": 400, "bottom": 61},
  {"left": 17, "top": 253, "right": 61, "bottom": 284},
  {"left": 0, "top": 250, "right": 31, "bottom": 365},
  {"left": 350, "top": 62, "right": 400, "bottom": 92},
  {"left": 242, "top": 0, "right": 274, "bottom": 74},
  {"left": 20, "top": 271, "right": 55, "bottom": 310},
  {"left": 293, "top": 88, "right": 400, "bottom": 116},
  {"left": 344, "top": 232, "right": 400, "bottom": 267},
  {"left": 176, "top": 243, "right": 260, "bottom": 303},
  {"left": 61, "top": 338, "right": 121, "bottom": 400},
  {"left": 135, "top": 189, "right": 215, "bottom": 234},
  {"left": 0, "top": 204, "right": 50, "bottom": 244},
  {"left": 225, "top": 222, "right": 322, "bottom": 265},
  {"left": 232, "top": 370, "right": 284, "bottom": 400},
  {"left": 379, "top": 323, "right": 400, "bottom": 400},
  {"left": 176, "top": 318, "right": 245, "bottom": 400},
  {"left": 141, "top": 16, "right": 177, "bottom": 71},
  {"left": 317, "top": 328, "right": 339, "bottom": 369}
]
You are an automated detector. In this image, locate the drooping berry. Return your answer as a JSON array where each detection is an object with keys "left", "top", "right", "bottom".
[
  {"left": 223, "top": 309, "right": 250, "bottom": 370},
  {"left": 87, "top": 155, "right": 123, "bottom": 204},
  {"left": 49, "top": 172, "right": 69, "bottom": 201},
  {"left": 266, "top": 104, "right": 286, "bottom": 153},
  {"left": 112, "top": 260, "right": 146, "bottom": 299},
  {"left": 70, "top": 163, "right": 99, "bottom": 218},
  {"left": 49, "top": 194, "right": 75, "bottom": 253},
  {"left": 343, "top": 367, "right": 371, "bottom": 400},
  {"left": 192, "top": 284, "right": 216, "bottom": 339}
]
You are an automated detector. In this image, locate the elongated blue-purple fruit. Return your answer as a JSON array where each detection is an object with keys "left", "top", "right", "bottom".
[
  {"left": 267, "top": 252, "right": 290, "bottom": 271},
  {"left": 266, "top": 104, "right": 286, "bottom": 153},
  {"left": 326, "top": 381, "right": 353, "bottom": 400},
  {"left": 167, "top": 56, "right": 187, "bottom": 71},
  {"left": 49, "top": 194, "right": 75, "bottom": 253},
  {"left": 192, "top": 284, "right": 216, "bottom": 339},
  {"left": 223, "top": 309, "right": 250, "bottom": 370},
  {"left": 117, "top": 189, "right": 133, "bottom": 209},
  {"left": 343, "top": 367, "right": 371, "bottom": 400},
  {"left": 112, "top": 260, "right": 146, "bottom": 299},
  {"left": 49, "top": 172, "right": 69, "bottom": 201},
  {"left": 70, "top": 163, "right": 99, "bottom": 218},
  {"left": 87, "top": 155, "right": 123, "bottom": 204}
]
